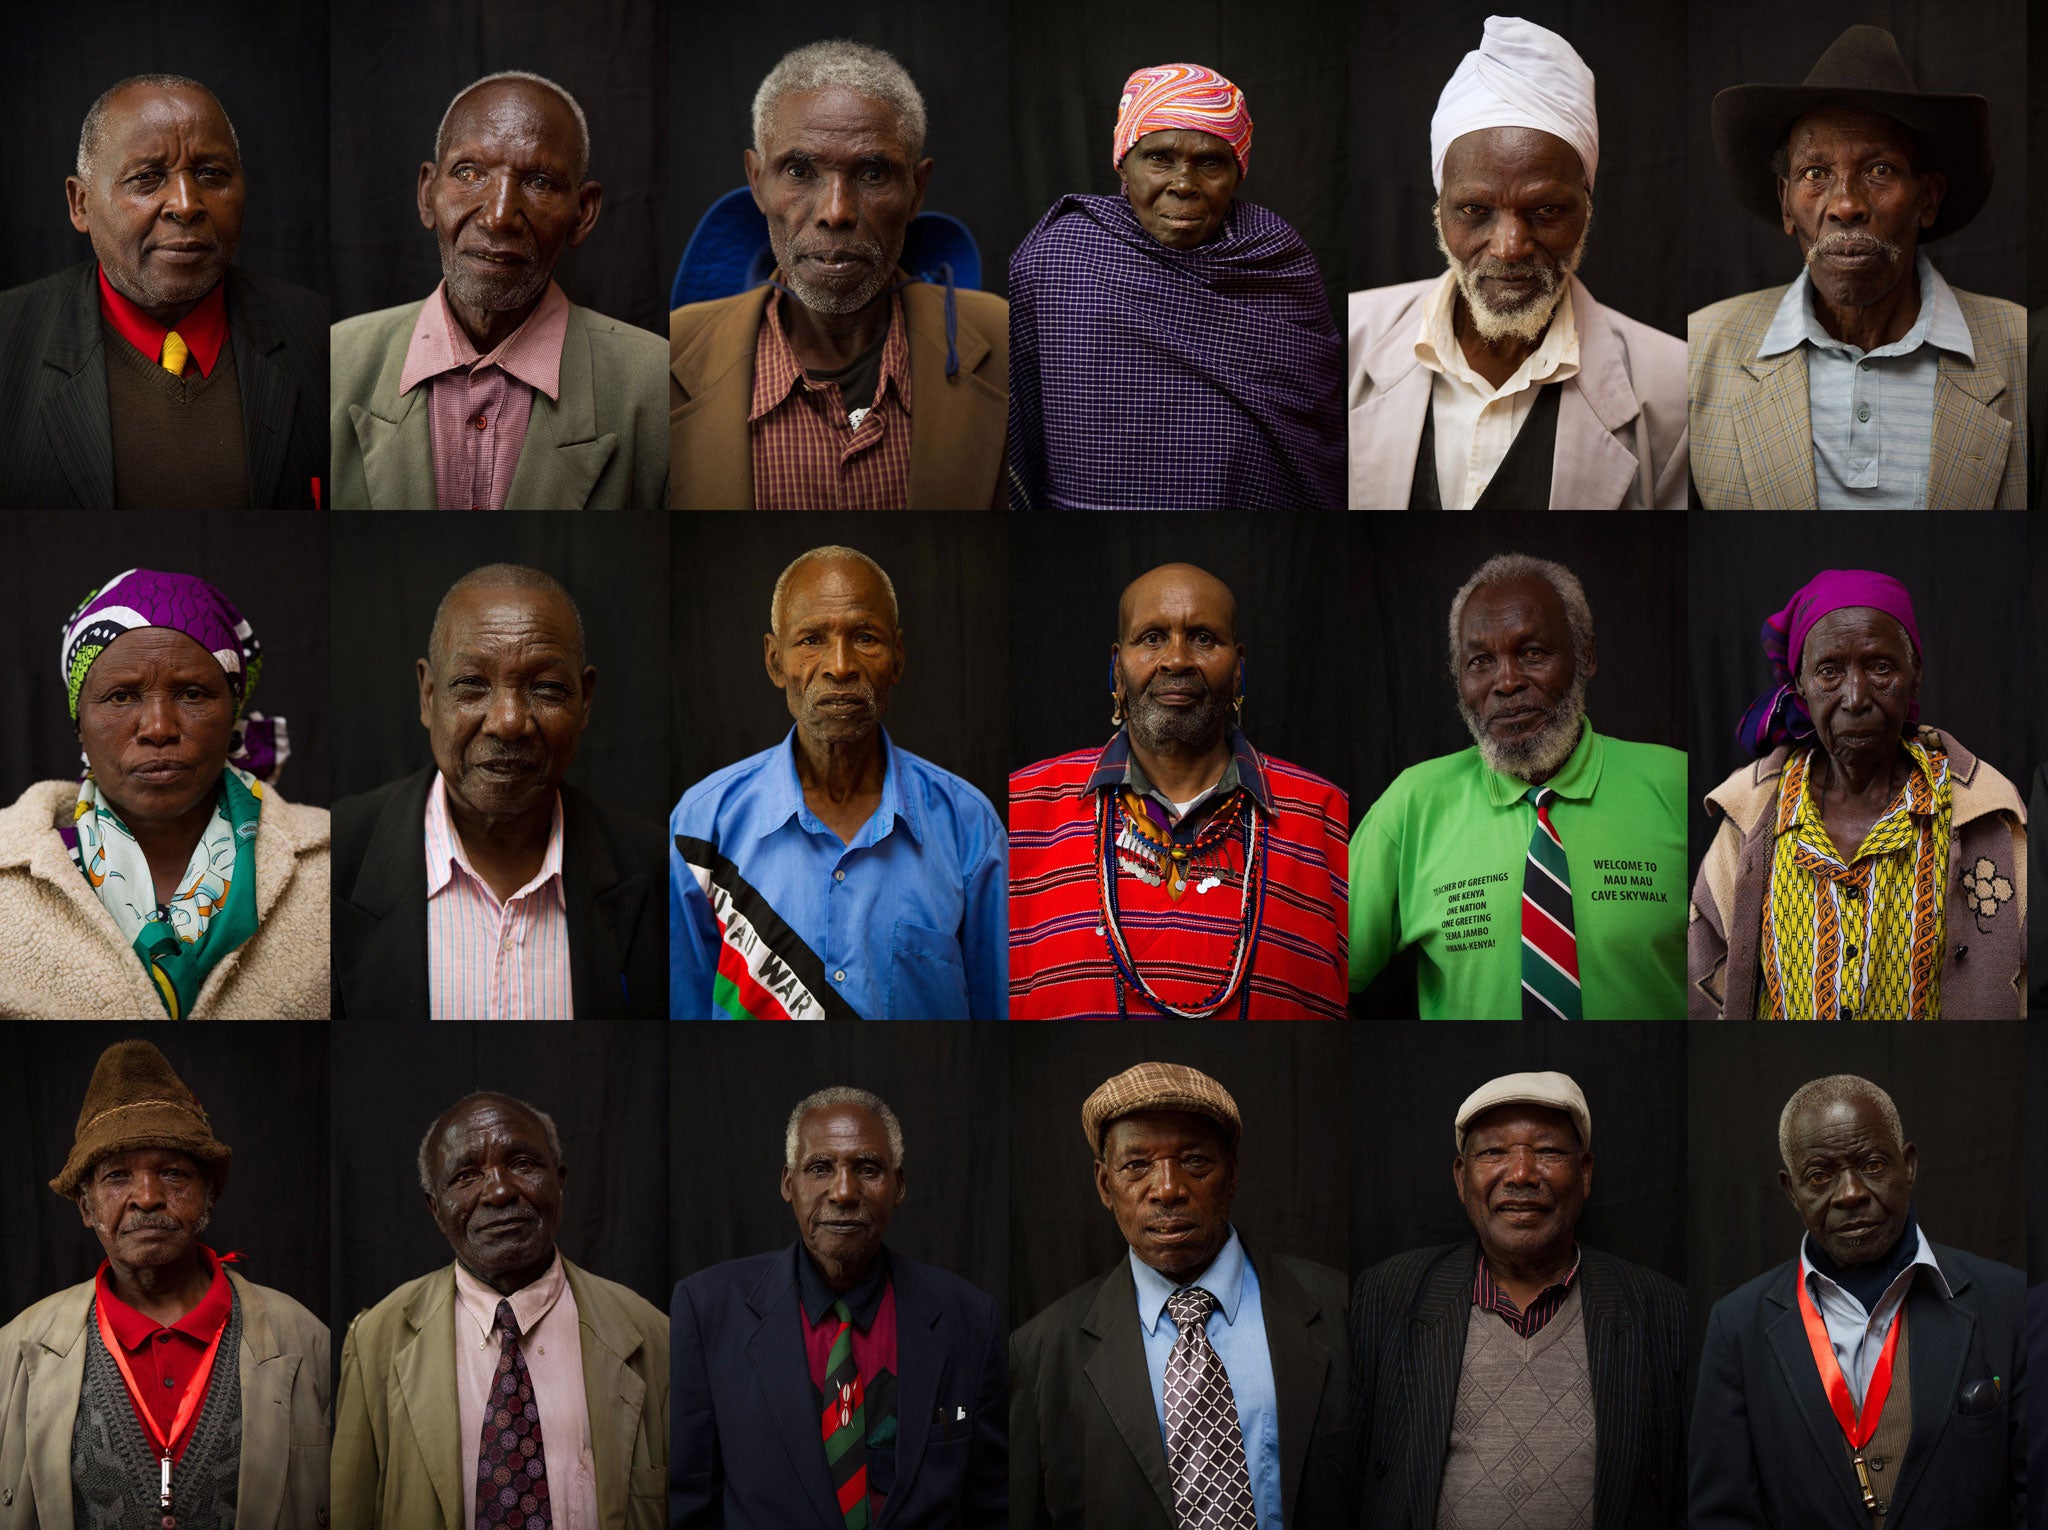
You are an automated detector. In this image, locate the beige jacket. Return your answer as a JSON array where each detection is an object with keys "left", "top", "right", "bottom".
[
  {"left": 0, "top": 779, "right": 330, "bottom": 1019},
  {"left": 0, "top": 1270, "right": 331, "bottom": 1529}
]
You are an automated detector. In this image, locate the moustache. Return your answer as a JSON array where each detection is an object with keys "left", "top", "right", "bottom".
[
  {"left": 1808, "top": 228, "right": 1903, "bottom": 262},
  {"left": 120, "top": 1213, "right": 184, "bottom": 1233}
]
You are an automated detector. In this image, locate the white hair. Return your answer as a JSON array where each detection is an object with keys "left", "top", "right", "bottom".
[
  {"left": 1778, "top": 1075, "right": 1905, "bottom": 1173},
  {"left": 752, "top": 40, "right": 926, "bottom": 160},
  {"left": 435, "top": 70, "right": 591, "bottom": 181},
  {"left": 77, "top": 74, "right": 241, "bottom": 180},
  {"left": 784, "top": 1086, "right": 904, "bottom": 1170},
  {"left": 769, "top": 545, "right": 901, "bottom": 637},
  {"left": 1446, "top": 552, "right": 1594, "bottom": 679},
  {"left": 416, "top": 1092, "right": 567, "bottom": 1195}
]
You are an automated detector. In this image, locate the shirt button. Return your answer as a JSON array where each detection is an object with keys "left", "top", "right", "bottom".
[
  {"left": 834, "top": 969, "right": 847, "bottom": 982},
  {"left": 503, "top": 938, "right": 513, "bottom": 952},
  {"left": 162, "top": 1376, "right": 175, "bottom": 1387},
  {"left": 474, "top": 415, "right": 488, "bottom": 430},
  {"left": 833, "top": 869, "right": 846, "bottom": 881},
  {"left": 156, "top": 1333, "right": 171, "bottom": 1343},
  {"left": 1845, "top": 942, "right": 1858, "bottom": 958},
  {"left": 1857, "top": 404, "right": 1870, "bottom": 422}
]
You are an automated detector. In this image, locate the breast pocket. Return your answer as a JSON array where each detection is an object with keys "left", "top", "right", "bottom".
[{"left": 885, "top": 920, "right": 970, "bottom": 1018}]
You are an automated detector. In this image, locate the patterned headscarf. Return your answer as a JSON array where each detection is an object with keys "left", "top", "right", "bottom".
[
  {"left": 1737, "top": 569, "right": 1922, "bottom": 758},
  {"left": 1112, "top": 63, "right": 1253, "bottom": 179}
]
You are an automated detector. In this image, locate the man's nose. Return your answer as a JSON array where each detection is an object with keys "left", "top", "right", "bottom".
[
  {"left": 822, "top": 635, "right": 858, "bottom": 678},
  {"left": 828, "top": 1165, "right": 860, "bottom": 1202},
  {"left": 1493, "top": 655, "right": 1527, "bottom": 693},
  {"left": 480, "top": 1165, "right": 520, "bottom": 1203},
  {"left": 131, "top": 1171, "right": 169, "bottom": 1208},
  {"left": 160, "top": 171, "right": 204, "bottom": 220},
  {"left": 1501, "top": 1146, "right": 1541, "bottom": 1183},
  {"left": 1487, "top": 214, "right": 1536, "bottom": 263},
  {"left": 1833, "top": 1169, "right": 1872, "bottom": 1207},
  {"left": 1826, "top": 178, "right": 1870, "bottom": 224},
  {"left": 1148, "top": 1159, "right": 1189, "bottom": 1201},
  {"left": 482, "top": 686, "right": 532, "bottom": 736},
  {"left": 478, "top": 171, "right": 521, "bottom": 231},
  {"left": 815, "top": 172, "right": 858, "bottom": 228}
]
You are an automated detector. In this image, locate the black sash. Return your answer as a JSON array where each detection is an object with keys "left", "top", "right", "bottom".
[{"left": 1409, "top": 381, "right": 1562, "bottom": 510}]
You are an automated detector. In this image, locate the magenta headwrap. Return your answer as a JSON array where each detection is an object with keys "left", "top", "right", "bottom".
[{"left": 1737, "top": 570, "right": 1921, "bottom": 758}]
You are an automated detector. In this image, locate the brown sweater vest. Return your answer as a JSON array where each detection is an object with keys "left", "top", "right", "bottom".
[
  {"left": 1844, "top": 1315, "right": 1912, "bottom": 1529},
  {"left": 102, "top": 318, "right": 249, "bottom": 509}
]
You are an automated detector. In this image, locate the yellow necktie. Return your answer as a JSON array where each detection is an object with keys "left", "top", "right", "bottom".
[{"left": 161, "top": 331, "right": 189, "bottom": 377}]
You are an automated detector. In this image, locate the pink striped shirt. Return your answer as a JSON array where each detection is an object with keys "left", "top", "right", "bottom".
[{"left": 424, "top": 773, "right": 574, "bottom": 1020}]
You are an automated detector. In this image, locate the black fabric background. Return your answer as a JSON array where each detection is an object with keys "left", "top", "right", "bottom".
[
  {"left": 0, "top": 511, "right": 331, "bottom": 808},
  {"left": 0, "top": 1022, "right": 330, "bottom": 1326},
  {"left": 1685, "top": 511, "right": 2029, "bottom": 883},
  {"left": 5, "top": 1, "right": 330, "bottom": 296},
  {"left": 2029, "top": 1032, "right": 2048, "bottom": 1278},
  {"left": 1008, "top": 512, "right": 1351, "bottom": 798},
  {"left": 1685, "top": 1023, "right": 2026, "bottom": 1373},
  {"left": 328, "top": 511, "right": 670, "bottom": 831},
  {"left": 1007, "top": 1025, "right": 1347, "bottom": 1329},
  {"left": 327, "top": 0, "right": 666, "bottom": 332},
  {"left": 670, "top": 513, "right": 1009, "bottom": 814},
  {"left": 1347, "top": 0, "right": 1688, "bottom": 339},
  {"left": 1009, "top": 0, "right": 1347, "bottom": 320},
  {"left": 667, "top": 1025, "right": 1009, "bottom": 1312},
  {"left": 666, "top": 1, "right": 1012, "bottom": 302},
  {"left": 2032, "top": 0, "right": 2047, "bottom": 308},
  {"left": 1685, "top": 0, "right": 2027, "bottom": 312}
]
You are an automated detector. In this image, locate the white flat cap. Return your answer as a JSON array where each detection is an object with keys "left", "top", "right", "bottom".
[{"left": 1454, "top": 1070, "right": 1590, "bottom": 1151}]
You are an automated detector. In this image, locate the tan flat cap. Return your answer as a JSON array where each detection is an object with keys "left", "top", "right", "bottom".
[
  {"left": 1453, "top": 1070, "right": 1590, "bottom": 1151},
  {"left": 51, "top": 1041, "right": 232, "bottom": 1199},
  {"left": 1081, "top": 1061, "right": 1241, "bottom": 1156}
]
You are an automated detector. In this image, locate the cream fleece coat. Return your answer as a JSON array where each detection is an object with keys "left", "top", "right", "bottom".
[{"left": 0, "top": 779, "right": 330, "bottom": 1019}]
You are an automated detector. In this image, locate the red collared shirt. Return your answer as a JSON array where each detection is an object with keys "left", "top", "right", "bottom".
[
  {"left": 94, "top": 1248, "right": 233, "bottom": 1457},
  {"left": 97, "top": 264, "right": 229, "bottom": 378},
  {"left": 749, "top": 285, "right": 912, "bottom": 510}
]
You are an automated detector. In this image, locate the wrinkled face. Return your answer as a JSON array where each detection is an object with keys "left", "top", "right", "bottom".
[
  {"left": 765, "top": 558, "right": 904, "bottom": 747},
  {"left": 75, "top": 627, "right": 235, "bottom": 827},
  {"left": 67, "top": 84, "right": 245, "bottom": 320},
  {"left": 1454, "top": 576, "right": 1592, "bottom": 780},
  {"left": 1778, "top": 109, "right": 1941, "bottom": 312},
  {"left": 1118, "top": 128, "right": 1240, "bottom": 248},
  {"left": 1113, "top": 565, "right": 1242, "bottom": 756},
  {"left": 747, "top": 85, "right": 930, "bottom": 316},
  {"left": 780, "top": 1103, "right": 905, "bottom": 1278},
  {"left": 1453, "top": 1105, "right": 1591, "bottom": 1269},
  {"left": 424, "top": 1097, "right": 567, "bottom": 1284},
  {"left": 1779, "top": 1094, "right": 1916, "bottom": 1267},
  {"left": 79, "top": 1147, "right": 212, "bottom": 1274},
  {"left": 1436, "top": 127, "right": 1590, "bottom": 344},
  {"left": 1095, "top": 1111, "right": 1237, "bottom": 1280},
  {"left": 1796, "top": 606, "right": 1919, "bottom": 775}
]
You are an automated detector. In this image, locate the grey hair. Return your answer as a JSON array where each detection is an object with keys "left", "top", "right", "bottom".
[
  {"left": 1446, "top": 553, "right": 1595, "bottom": 679},
  {"left": 435, "top": 70, "right": 591, "bottom": 182},
  {"left": 416, "top": 1092, "right": 567, "bottom": 1195},
  {"left": 77, "top": 74, "right": 241, "bottom": 180},
  {"left": 1777, "top": 1075, "right": 1905, "bottom": 1173},
  {"left": 428, "top": 563, "right": 586, "bottom": 670},
  {"left": 784, "top": 1086, "right": 905, "bottom": 1170},
  {"left": 751, "top": 40, "right": 927, "bottom": 160},
  {"left": 769, "top": 545, "right": 901, "bottom": 637}
]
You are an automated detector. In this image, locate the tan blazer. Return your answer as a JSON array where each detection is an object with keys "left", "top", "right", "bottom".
[
  {"left": 0, "top": 1271, "right": 331, "bottom": 1529},
  {"left": 667, "top": 279, "right": 1008, "bottom": 509},
  {"left": 332, "top": 1258, "right": 667, "bottom": 1530}
]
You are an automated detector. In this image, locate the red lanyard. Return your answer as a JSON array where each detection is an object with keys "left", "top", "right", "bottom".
[
  {"left": 1795, "top": 1268, "right": 1904, "bottom": 1450},
  {"left": 94, "top": 1281, "right": 228, "bottom": 1509}
]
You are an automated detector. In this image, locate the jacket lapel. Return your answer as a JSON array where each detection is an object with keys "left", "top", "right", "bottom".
[
  {"left": 561, "top": 785, "right": 645, "bottom": 1020},
  {"left": 228, "top": 274, "right": 297, "bottom": 507},
  {"left": 1406, "top": 1243, "right": 1477, "bottom": 1516},
  {"left": 902, "top": 282, "right": 1003, "bottom": 510},
  {"left": 232, "top": 1271, "right": 301, "bottom": 1530},
  {"left": 669, "top": 288, "right": 767, "bottom": 508},
  {"left": 1578, "top": 1254, "right": 1641, "bottom": 1530},
  {"left": 1247, "top": 1242, "right": 1331, "bottom": 1526},
  {"left": 351, "top": 325, "right": 437, "bottom": 509},
  {"left": 877, "top": 1258, "right": 943, "bottom": 1529},
  {"left": 1760, "top": 1267, "right": 1867, "bottom": 1525},
  {"left": 743, "top": 1251, "right": 844, "bottom": 1528},
  {"left": 505, "top": 306, "right": 617, "bottom": 509},
  {"left": 40, "top": 263, "right": 116, "bottom": 509},
  {"left": 1550, "top": 285, "right": 1647, "bottom": 511},
  {"left": 566, "top": 1260, "right": 648, "bottom": 1530},
  {"left": 337, "top": 768, "right": 434, "bottom": 1021},
  {"left": 1924, "top": 353, "right": 2013, "bottom": 510},
  {"left": 1081, "top": 1259, "right": 1176, "bottom": 1521},
  {"left": 1346, "top": 318, "right": 1431, "bottom": 509},
  {"left": 392, "top": 1270, "right": 464, "bottom": 1529},
  {"left": 1883, "top": 1262, "right": 1974, "bottom": 1527},
  {"left": 23, "top": 1283, "right": 91, "bottom": 1527},
  {"left": 1731, "top": 349, "right": 1819, "bottom": 508}
]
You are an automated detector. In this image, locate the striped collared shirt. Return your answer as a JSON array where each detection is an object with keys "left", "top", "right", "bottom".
[
  {"left": 1472, "top": 1246, "right": 1582, "bottom": 1337},
  {"left": 749, "top": 284, "right": 912, "bottom": 509},
  {"left": 424, "top": 772, "right": 574, "bottom": 1019}
]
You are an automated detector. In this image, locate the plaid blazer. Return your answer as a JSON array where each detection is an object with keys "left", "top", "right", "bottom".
[{"left": 1688, "top": 281, "right": 2028, "bottom": 509}]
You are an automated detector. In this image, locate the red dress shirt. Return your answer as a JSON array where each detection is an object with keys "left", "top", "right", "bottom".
[
  {"left": 94, "top": 1247, "right": 232, "bottom": 1458},
  {"left": 98, "top": 265, "right": 229, "bottom": 378}
]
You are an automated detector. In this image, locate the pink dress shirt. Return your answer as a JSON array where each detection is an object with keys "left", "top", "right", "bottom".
[{"left": 424, "top": 772, "right": 575, "bottom": 1020}]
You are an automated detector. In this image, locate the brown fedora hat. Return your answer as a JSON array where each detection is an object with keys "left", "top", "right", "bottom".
[
  {"left": 50, "top": 1040, "right": 232, "bottom": 1200},
  {"left": 1710, "top": 24, "right": 1992, "bottom": 243}
]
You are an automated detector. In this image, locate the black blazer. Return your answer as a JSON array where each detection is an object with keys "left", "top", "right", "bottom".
[
  {"left": 0, "top": 258, "right": 327, "bottom": 508},
  {"left": 2026, "top": 1284, "right": 2046, "bottom": 1530},
  {"left": 1691, "top": 1243, "right": 2025, "bottom": 1529},
  {"left": 331, "top": 766, "right": 664, "bottom": 1018},
  {"left": 1346, "top": 1241, "right": 1686, "bottom": 1530},
  {"left": 669, "top": 1244, "right": 1007, "bottom": 1529},
  {"left": 1010, "top": 1239, "right": 1349, "bottom": 1529}
]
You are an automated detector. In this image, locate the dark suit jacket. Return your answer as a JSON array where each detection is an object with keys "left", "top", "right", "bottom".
[
  {"left": 331, "top": 767, "right": 664, "bottom": 1019},
  {"left": 668, "top": 1244, "right": 1006, "bottom": 1529},
  {"left": 1346, "top": 1241, "right": 1686, "bottom": 1530},
  {"left": 1691, "top": 1243, "right": 2026, "bottom": 1529},
  {"left": 0, "top": 258, "right": 327, "bottom": 508},
  {"left": 1010, "top": 1239, "right": 1348, "bottom": 1529},
  {"left": 2027, "top": 1284, "right": 2047, "bottom": 1530}
]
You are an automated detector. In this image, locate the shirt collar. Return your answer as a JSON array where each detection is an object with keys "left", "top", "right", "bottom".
[
  {"left": 1482, "top": 718, "right": 1603, "bottom": 808},
  {"left": 423, "top": 771, "right": 566, "bottom": 900},
  {"left": 1414, "top": 267, "right": 1581, "bottom": 400},
  {"left": 1800, "top": 1219, "right": 1951, "bottom": 1313},
  {"left": 1757, "top": 253, "right": 1975, "bottom": 365},
  {"left": 1084, "top": 727, "right": 1274, "bottom": 815},
  {"left": 1780, "top": 737, "right": 1939, "bottom": 841},
  {"left": 95, "top": 1245, "right": 232, "bottom": 1351},
  {"left": 98, "top": 263, "right": 230, "bottom": 378},
  {"left": 763, "top": 726, "right": 922, "bottom": 848},
  {"left": 796, "top": 1242, "right": 892, "bottom": 1328},
  {"left": 748, "top": 281, "right": 912, "bottom": 425},
  {"left": 1131, "top": 1225, "right": 1247, "bottom": 1336},
  {"left": 455, "top": 1246, "right": 568, "bottom": 1341},
  {"left": 399, "top": 279, "right": 570, "bottom": 399}
]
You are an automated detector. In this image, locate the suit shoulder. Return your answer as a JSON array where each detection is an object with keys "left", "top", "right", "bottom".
[
  {"left": 1354, "top": 1242, "right": 1465, "bottom": 1298},
  {"left": 0, "top": 263, "right": 92, "bottom": 323},
  {"left": 1705, "top": 1257, "right": 1797, "bottom": 1325},
  {"left": 1580, "top": 1244, "right": 1684, "bottom": 1305},
  {"left": 346, "top": 1268, "right": 447, "bottom": 1348},
  {"left": 573, "top": 303, "right": 668, "bottom": 361},
  {"left": 0, "top": 1278, "right": 93, "bottom": 1346},
  {"left": 669, "top": 288, "right": 763, "bottom": 346},
  {"left": 331, "top": 773, "right": 426, "bottom": 860},
  {"left": 947, "top": 285, "right": 1009, "bottom": 330},
  {"left": 332, "top": 299, "right": 426, "bottom": 347},
  {"left": 1012, "top": 1269, "right": 1115, "bottom": 1356},
  {"left": 896, "top": 1252, "right": 1000, "bottom": 1322},
  {"left": 1347, "top": 279, "right": 1437, "bottom": 342},
  {"left": 571, "top": 1263, "right": 668, "bottom": 1335},
  {"left": 676, "top": 1249, "right": 784, "bottom": 1309},
  {"left": 1932, "top": 1243, "right": 2026, "bottom": 1298},
  {"left": 564, "top": 782, "right": 663, "bottom": 853},
  {"left": 1688, "top": 286, "right": 1789, "bottom": 362},
  {"left": 231, "top": 1272, "right": 331, "bottom": 1341},
  {"left": 1272, "top": 1251, "right": 1348, "bottom": 1309}
]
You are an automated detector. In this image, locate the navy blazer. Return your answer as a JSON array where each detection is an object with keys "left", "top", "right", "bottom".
[
  {"left": 2027, "top": 1284, "right": 2047, "bottom": 1530},
  {"left": 1691, "top": 1243, "right": 2026, "bottom": 1529},
  {"left": 669, "top": 1244, "right": 1006, "bottom": 1529}
]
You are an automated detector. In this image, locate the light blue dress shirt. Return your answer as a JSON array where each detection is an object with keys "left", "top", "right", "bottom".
[
  {"left": 1799, "top": 1222, "right": 1949, "bottom": 1406},
  {"left": 1130, "top": 1227, "right": 1283, "bottom": 1528}
]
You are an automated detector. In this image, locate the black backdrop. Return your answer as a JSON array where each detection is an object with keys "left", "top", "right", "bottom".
[
  {"left": 6, "top": 1, "right": 330, "bottom": 297},
  {"left": 327, "top": 0, "right": 666, "bottom": 333},
  {"left": 0, "top": 1022, "right": 330, "bottom": 1325},
  {"left": 1685, "top": 511, "right": 2029, "bottom": 881},
  {"left": 2030, "top": 1031, "right": 2048, "bottom": 1277},
  {"left": 328, "top": 511, "right": 670, "bottom": 830},
  {"left": 667, "top": 1025, "right": 1009, "bottom": 1312},
  {"left": 1010, "top": 0, "right": 1347, "bottom": 320},
  {"left": 1347, "top": 0, "right": 1688, "bottom": 339},
  {"left": 670, "top": 513, "right": 1009, "bottom": 813},
  {"left": 1, "top": 511, "right": 331, "bottom": 808},
  {"left": 667, "top": 1, "right": 1012, "bottom": 302},
  {"left": 1685, "top": 0, "right": 2027, "bottom": 312},
  {"left": 1685, "top": 1023, "right": 2026, "bottom": 1372}
]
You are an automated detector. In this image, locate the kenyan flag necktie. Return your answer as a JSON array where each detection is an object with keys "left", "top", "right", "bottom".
[
  {"left": 821, "top": 1300, "right": 869, "bottom": 1528},
  {"left": 1520, "top": 786, "right": 1582, "bottom": 1020}
]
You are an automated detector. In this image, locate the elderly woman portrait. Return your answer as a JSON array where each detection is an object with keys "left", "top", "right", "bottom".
[
  {"left": 1689, "top": 570, "right": 2025, "bottom": 1017},
  {"left": 0, "top": 567, "right": 329, "bottom": 1018}
]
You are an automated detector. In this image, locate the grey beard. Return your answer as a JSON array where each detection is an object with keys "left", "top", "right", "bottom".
[
  {"left": 770, "top": 233, "right": 896, "bottom": 316},
  {"left": 1126, "top": 683, "right": 1230, "bottom": 756},
  {"left": 1460, "top": 673, "right": 1588, "bottom": 782},
  {"left": 441, "top": 250, "right": 551, "bottom": 323},
  {"left": 1432, "top": 201, "right": 1592, "bottom": 347}
]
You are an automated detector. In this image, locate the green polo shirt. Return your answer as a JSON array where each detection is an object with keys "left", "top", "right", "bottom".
[{"left": 1349, "top": 722, "right": 1687, "bottom": 1019}]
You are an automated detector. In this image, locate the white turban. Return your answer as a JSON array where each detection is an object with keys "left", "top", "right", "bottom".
[{"left": 1430, "top": 16, "right": 1599, "bottom": 193}]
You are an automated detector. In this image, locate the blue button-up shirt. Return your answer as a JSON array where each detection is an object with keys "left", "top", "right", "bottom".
[
  {"left": 670, "top": 729, "right": 1007, "bottom": 1019},
  {"left": 1130, "top": 1227, "right": 1283, "bottom": 1527},
  {"left": 1800, "top": 1222, "right": 1949, "bottom": 1407}
]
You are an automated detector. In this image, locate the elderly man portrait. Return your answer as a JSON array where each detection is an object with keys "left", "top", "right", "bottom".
[
  {"left": 332, "top": 1089, "right": 668, "bottom": 1528},
  {"left": 668, "top": 41, "right": 1008, "bottom": 510},
  {"left": 0, "top": 72, "right": 326, "bottom": 509},
  {"left": 1008, "top": 62, "right": 1345, "bottom": 510},
  {"left": 668, "top": 1086, "right": 1005, "bottom": 1526},
  {"left": 1347, "top": 17, "right": 1686, "bottom": 510},
  {"left": 330, "top": 70, "right": 667, "bottom": 510},
  {"left": 1690, "top": 25, "right": 2028, "bottom": 509},
  {"left": 1011, "top": 1061, "right": 1348, "bottom": 1527},
  {"left": 0, "top": 1040, "right": 329, "bottom": 1527},
  {"left": 1351, "top": 552, "right": 1687, "bottom": 1019},
  {"left": 1692, "top": 1073, "right": 2024, "bottom": 1528},
  {"left": 671, "top": 544, "right": 1006, "bottom": 1020},
  {"left": 1690, "top": 569, "right": 2026, "bottom": 1017},
  {"left": 331, "top": 561, "right": 666, "bottom": 1019}
]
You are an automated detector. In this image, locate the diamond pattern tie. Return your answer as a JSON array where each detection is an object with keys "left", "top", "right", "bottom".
[
  {"left": 820, "top": 1299, "right": 869, "bottom": 1529},
  {"left": 475, "top": 1299, "right": 551, "bottom": 1529},
  {"left": 1163, "top": 1287, "right": 1257, "bottom": 1530},
  {"left": 1521, "top": 785, "right": 1582, "bottom": 1020},
  {"left": 161, "top": 331, "right": 190, "bottom": 377}
]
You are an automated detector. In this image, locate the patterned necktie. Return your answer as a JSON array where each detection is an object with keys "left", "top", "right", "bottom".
[
  {"left": 1163, "top": 1287, "right": 1257, "bottom": 1530},
  {"left": 161, "top": 331, "right": 190, "bottom": 377},
  {"left": 821, "top": 1299, "right": 869, "bottom": 1529},
  {"left": 475, "top": 1299, "right": 550, "bottom": 1530},
  {"left": 1520, "top": 785, "right": 1582, "bottom": 1019}
]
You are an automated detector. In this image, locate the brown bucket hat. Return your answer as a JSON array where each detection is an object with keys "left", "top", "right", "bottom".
[{"left": 50, "top": 1040, "right": 232, "bottom": 1199}]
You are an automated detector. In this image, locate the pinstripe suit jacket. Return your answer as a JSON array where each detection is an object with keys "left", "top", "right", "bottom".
[
  {"left": 1347, "top": 1241, "right": 1687, "bottom": 1529},
  {"left": 1689, "top": 281, "right": 2028, "bottom": 510},
  {"left": 0, "top": 258, "right": 327, "bottom": 509}
]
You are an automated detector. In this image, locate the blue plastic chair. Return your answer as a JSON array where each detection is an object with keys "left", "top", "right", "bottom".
[{"left": 670, "top": 187, "right": 983, "bottom": 309}]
